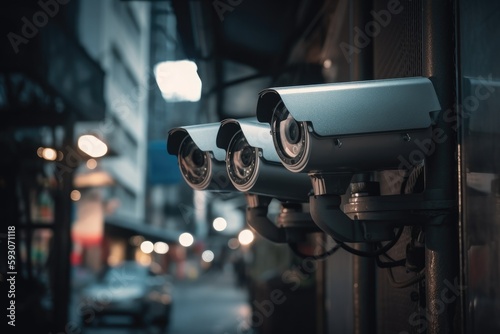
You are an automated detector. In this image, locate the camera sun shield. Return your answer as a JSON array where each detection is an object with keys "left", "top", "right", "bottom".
[
  {"left": 167, "top": 123, "right": 234, "bottom": 192},
  {"left": 256, "top": 77, "right": 441, "bottom": 173},
  {"left": 216, "top": 118, "right": 312, "bottom": 201}
]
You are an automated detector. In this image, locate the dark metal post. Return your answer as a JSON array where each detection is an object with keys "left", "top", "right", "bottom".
[
  {"left": 353, "top": 243, "right": 376, "bottom": 334},
  {"left": 351, "top": 0, "right": 374, "bottom": 82},
  {"left": 315, "top": 233, "right": 326, "bottom": 334},
  {"left": 350, "top": 1, "right": 376, "bottom": 333},
  {"left": 53, "top": 119, "right": 75, "bottom": 332},
  {"left": 425, "top": 217, "right": 459, "bottom": 334},
  {"left": 422, "top": 0, "right": 459, "bottom": 333}
]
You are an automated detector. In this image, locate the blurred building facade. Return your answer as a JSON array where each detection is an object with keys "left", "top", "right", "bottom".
[
  {"left": 0, "top": 1, "right": 154, "bottom": 331},
  {"left": 73, "top": 0, "right": 152, "bottom": 271},
  {"left": 0, "top": 1, "right": 108, "bottom": 332}
]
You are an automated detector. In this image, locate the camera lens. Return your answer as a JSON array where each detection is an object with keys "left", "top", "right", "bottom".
[
  {"left": 272, "top": 102, "right": 306, "bottom": 161},
  {"left": 227, "top": 131, "right": 258, "bottom": 186},
  {"left": 285, "top": 118, "right": 301, "bottom": 144},
  {"left": 191, "top": 148, "right": 205, "bottom": 167},
  {"left": 240, "top": 146, "right": 254, "bottom": 167},
  {"left": 178, "top": 138, "right": 210, "bottom": 188}
]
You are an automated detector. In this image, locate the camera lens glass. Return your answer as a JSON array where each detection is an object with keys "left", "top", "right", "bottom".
[
  {"left": 239, "top": 146, "right": 254, "bottom": 167},
  {"left": 285, "top": 118, "right": 301, "bottom": 144},
  {"left": 191, "top": 148, "right": 205, "bottom": 167},
  {"left": 179, "top": 138, "right": 210, "bottom": 186},
  {"left": 272, "top": 102, "right": 305, "bottom": 161},
  {"left": 227, "top": 131, "right": 258, "bottom": 186}
]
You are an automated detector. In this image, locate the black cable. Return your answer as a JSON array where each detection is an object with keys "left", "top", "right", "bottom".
[
  {"left": 375, "top": 243, "right": 407, "bottom": 268},
  {"left": 333, "top": 226, "right": 405, "bottom": 258},
  {"left": 376, "top": 256, "right": 406, "bottom": 268},
  {"left": 288, "top": 242, "right": 342, "bottom": 260},
  {"left": 378, "top": 244, "right": 395, "bottom": 260},
  {"left": 386, "top": 267, "right": 425, "bottom": 289}
]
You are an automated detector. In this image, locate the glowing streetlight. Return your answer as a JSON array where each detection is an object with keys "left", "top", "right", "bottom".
[
  {"left": 213, "top": 217, "right": 227, "bottom": 232},
  {"left": 238, "top": 229, "right": 254, "bottom": 246},
  {"left": 179, "top": 232, "right": 194, "bottom": 247},
  {"left": 154, "top": 60, "right": 202, "bottom": 102},
  {"left": 78, "top": 135, "right": 108, "bottom": 158}
]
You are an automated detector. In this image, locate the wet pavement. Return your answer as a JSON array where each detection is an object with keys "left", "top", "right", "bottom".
[
  {"left": 168, "top": 268, "right": 252, "bottom": 334},
  {"left": 74, "top": 266, "right": 251, "bottom": 334}
]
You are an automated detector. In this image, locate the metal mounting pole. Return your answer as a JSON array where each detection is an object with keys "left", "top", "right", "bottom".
[{"left": 422, "top": 0, "right": 459, "bottom": 333}]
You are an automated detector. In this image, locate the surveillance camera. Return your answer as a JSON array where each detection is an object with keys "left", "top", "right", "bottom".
[
  {"left": 256, "top": 77, "right": 446, "bottom": 243},
  {"left": 216, "top": 118, "right": 312, "bottom": 202},
  {"left": 168, "top": 121, "right": 321, "bottom": 246},
  {"left": 167, "top": 123, "right": 235, "bottom": 192},
  {"left": 256, "top": 77, "right": 441, "bottom": 177}
]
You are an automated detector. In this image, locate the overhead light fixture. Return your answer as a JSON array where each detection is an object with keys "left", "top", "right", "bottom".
[
  {"left": 154, "top": 60, "right": 202, "bottom": 102},
  {"left": 78, "top": 135, "right": 108, "bottom": 158}
]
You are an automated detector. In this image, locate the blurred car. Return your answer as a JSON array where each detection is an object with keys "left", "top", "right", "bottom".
[{"left": 80, "top": 261, "right": 173, "bottom": 330}]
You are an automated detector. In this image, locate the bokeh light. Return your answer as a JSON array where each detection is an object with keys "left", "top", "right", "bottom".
[
  {"left": 78, "top": 135, "right": 108, "bottom": 158},
  {"left": 228, "top": 238, "right": 240, "bottom": 250},
  {"left": 202, "top": 250, "right": 214, "bottom": 263},
  {"left": 41, "top": 147, "right": 57, "bottom": 161},
  {"left": 70, "top": 190, "right": 81, "bottom": 201},
  {"left": 213, "top": 217, "right": 227, "bottom": 232},
  {"left": 140, "top": 240, "right": 154, "bottom": 254},
  {"left": 154, "top": 241, "right": 169, "bottom": 254},
  {"left": 238, "top": 229, "right": 254, "bottom": 246},
  {"left": 179, "top": 232, "right": 194, "bottom": 247},
  {"left": 86, "top": 158, "right": 98, "bottom": 169}
]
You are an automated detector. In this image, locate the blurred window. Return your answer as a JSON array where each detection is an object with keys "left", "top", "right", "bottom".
[
  {"left": 111, "top": 48, "right": 139, "bottom": 114},
  {"left": 107, "top": 115, "right": 138, "bottom": 164}
]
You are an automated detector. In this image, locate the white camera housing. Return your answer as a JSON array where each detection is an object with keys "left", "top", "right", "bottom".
[
  {"left": 216, "top": 118, "right": 312, "bottom": 202},
  {"left": 256, "top": 77, "right": 441, "bottom": 174},
  {"left": 167, "top": 123, "right": 234, "bottom": 191}
]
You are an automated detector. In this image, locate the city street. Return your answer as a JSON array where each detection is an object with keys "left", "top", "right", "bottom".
[{"left": 78, "top": 267, "right": 251, "bottom": 334}]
